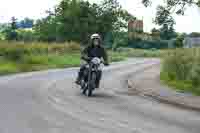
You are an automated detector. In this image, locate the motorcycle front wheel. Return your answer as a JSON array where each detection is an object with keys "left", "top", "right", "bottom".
[
  {"left": 82, "top": 83, "right": 87, "bottom": 95},
  {"left": 87, "top": 72, "right": 96, "bottom": 97}
]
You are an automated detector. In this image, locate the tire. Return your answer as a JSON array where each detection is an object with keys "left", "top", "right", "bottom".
[
  {"left": 80, "top": 80, "right": 85, "bottom": 90},
  {"left": 82, "top": 85, "right": 87, "bottom": 95},
  {"left": 81, "top": 81, "right": 88, "bottom": 95},
  {"left": 88, "top": 88, "right": 93, "bottom": 97},
  {"left": 87, "top": 72, "right": 96, "bottom": 97}
]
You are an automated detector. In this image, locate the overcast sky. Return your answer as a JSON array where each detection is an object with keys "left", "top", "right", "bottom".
[{"left": 0, "top": 0, "right": 200, "bottom": 33}]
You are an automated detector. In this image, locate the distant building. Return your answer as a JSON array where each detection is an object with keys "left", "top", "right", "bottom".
[
  {"left": 138, "top": 32, "right": 152, "bottom": 41},
  {"left": 128, "top": 20, "right": 162, "bottom": 41},
  {"left": 128, "top": 20, "right": 144, "bottom": 40},
  {"left": 183, "top": 37, "right": 200, "bottom": 48},
  {"left": 128, "top": 20, "right": 143, "bottom": 32}
]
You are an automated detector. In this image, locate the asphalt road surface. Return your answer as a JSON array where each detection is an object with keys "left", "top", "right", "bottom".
[{"left": 0, "top": 58, "right": 200, "bottom": 133}]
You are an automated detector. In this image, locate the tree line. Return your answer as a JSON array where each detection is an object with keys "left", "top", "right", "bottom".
[
  {"left": 0, "top": 0, "right": 135, "bottom": 44},
  {"left": 1, "top": 0, "right": 200, "bottom": 49}
]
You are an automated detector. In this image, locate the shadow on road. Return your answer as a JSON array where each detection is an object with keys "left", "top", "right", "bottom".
[
  {"left": 91, "top": 92, "right": 116, "bottom": 99},
  {"left": 75, "top": 91, "right": 116, "bottom": 99}
]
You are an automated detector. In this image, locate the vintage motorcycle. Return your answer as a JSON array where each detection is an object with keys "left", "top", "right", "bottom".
[{"left": 80, "top": 57, "right": 104, "bottom": 97}]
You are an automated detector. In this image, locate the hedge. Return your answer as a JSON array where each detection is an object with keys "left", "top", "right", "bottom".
[{"left": 127, "top": 40, "right": 169, "bottom": 49}]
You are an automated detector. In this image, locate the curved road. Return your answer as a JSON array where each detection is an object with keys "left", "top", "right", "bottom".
[{"left": 0, "top": 58, "right": 199, "bottom": 133}]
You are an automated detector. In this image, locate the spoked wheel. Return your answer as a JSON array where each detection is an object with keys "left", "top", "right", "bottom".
[
  {"left": 81, "top": 83, "right": 87, "bottom": 95},
  {"left": 87, "top": 72, "right": 96, "bottom": 97},
  {"left": 81, "top": 84, "right": 93, "bottom": 96},
  {"left": 80, "top": 80, "right": 85, "bottom": 90},
  {"left": 87, "top": 87, "right": 94, "bottom": 97},
  {"left": 82, "top": 88, "right": 87, "bottom": 95}
]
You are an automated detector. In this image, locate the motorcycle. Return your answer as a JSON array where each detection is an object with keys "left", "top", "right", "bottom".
[{"left": 80, "top": 57, "right": 104, "bottom": 97}]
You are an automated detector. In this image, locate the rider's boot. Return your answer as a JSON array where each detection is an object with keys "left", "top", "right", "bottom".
[
  {"left": 76, "top": 66, "right": 85, "bottom": 85},
  {"left": 75, "top": 72, "right": 82, "bottom": 85},
  {"left": 75, "top": 77, "right": 81, "bottom": 85}
]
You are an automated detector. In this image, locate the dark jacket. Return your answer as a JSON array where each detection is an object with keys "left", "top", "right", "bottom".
[{"left": 81, "top": 45, "right": 109, "bottom": 64}]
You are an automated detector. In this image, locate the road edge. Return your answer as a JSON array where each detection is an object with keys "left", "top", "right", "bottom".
[{"left": 127, "top": 68, "right": 200, "bottom": 112}]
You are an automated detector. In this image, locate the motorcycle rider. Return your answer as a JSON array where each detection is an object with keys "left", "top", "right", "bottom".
[{"left": 75, "top": 33, "right": 109, "bottom": 88}]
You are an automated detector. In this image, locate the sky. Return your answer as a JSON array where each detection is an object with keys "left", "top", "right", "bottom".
[{"left": 0, "top": 0, "right": 200, "bottom": 33}]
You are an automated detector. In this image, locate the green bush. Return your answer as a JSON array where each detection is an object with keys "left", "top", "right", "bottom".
[
  {"left": 0, "top": 45, "right": 25, "bottom": 60},
  {"left": 174, "top": 35, "right": 184, "bottom": 47},
  {"left": 0, "top": 63, "right": 19, "bottom": 75},
  {"left": 22, "top": 55, "right": 49, "bottom": 65},
  {"left": 161, "top": 48, "right": 200, "bottom": 95},
  {"left": 16, "top": 29, "right": 37, "bottom": 42}
]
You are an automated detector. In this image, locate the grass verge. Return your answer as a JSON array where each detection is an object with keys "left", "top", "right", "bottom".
[
  {"left": 160, "top": 48, "right": 200, "bottom": 96},
  {"left": 160, "top": 72, "right": 200, "bottom": 96}
]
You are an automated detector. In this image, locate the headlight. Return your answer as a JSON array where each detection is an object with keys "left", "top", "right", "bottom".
[{"left": 92, "top": 57, "right": 101, "bottom": 64}]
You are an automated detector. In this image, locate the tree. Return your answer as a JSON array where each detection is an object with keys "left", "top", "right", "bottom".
[
  {"left": 103, "top": 32, "right": 114, "bottom": 49},
  {"left": 143, "top": 0, "right": 200, "bottom": 14},
  {"left": 97, "top": 0, "right": 135, "bottom": 33},
  {"left": 151, "top": 28, "right": 159, "bottom": 33},
  {"left": 11, "top": 17, "right": 17, "bottom": 30},
  {"left": 175, "top": 34, "right": 184, "bottom": 47},
  {"left": 3, "top": 17, "right": 18, "bottom": 40},
  {"left": 168, "top": 24, "right": 177, "bottom": 38},
  {"left": 34, "top": 0, "right": 135, "bottom": 43},
  {"left": 34, "top": 16, "right": 57, "bottom": 42},
  {"left": 160, "top": 23, "right": 177, "bottom": 40},
  {"left": 112, "top": 31, "right": 129, "bottom": 50},
  {"left": 51, "top": 0, "right": 92, "bottom": 42},
  {"left": 142, "top": 0, "right": 200, "bottom": 26},
  {"left": 151, "top": 28, "right": 160, "bottom": 40},
  {"left": 18, "top": 18, "right": 34, "bottom": 28},
  {"left": 153, "top": 5, "right": 177, "bottom": 40},
  {"left": 189, "top": 32, "right": 200, "bottom": 37}
]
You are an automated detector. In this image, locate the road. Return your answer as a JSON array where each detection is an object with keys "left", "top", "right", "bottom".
[{"left": 0, "top": 58, "right": 199, "bottom": 133}]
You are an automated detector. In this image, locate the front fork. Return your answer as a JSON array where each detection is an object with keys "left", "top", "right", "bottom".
[
  {"left": 91, "top": 70, "right": 102, "bottom": 88},
  {"left": 88, "top": 69, "right": 95, "bottom": 90}
]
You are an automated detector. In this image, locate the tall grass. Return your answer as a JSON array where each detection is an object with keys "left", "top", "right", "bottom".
[
  {"left": 0, "top": 41, "right": 166, "bottom": 75},
  {"left": 0, "top": 60, "right": 19, "bottom": 75},
  {"left": 0, "top": 41, "right": 81, "bottom": 75},
  {"left": 0, "top": 41, "right": 80, "bottom": 57},
  {"left": 161, "top": 48, "right": 200, "bottom": 95}
]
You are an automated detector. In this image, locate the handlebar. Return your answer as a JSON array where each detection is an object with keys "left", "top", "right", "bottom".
[{"left": 83, "top": 57, "right": 109, "bottom": 66}]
